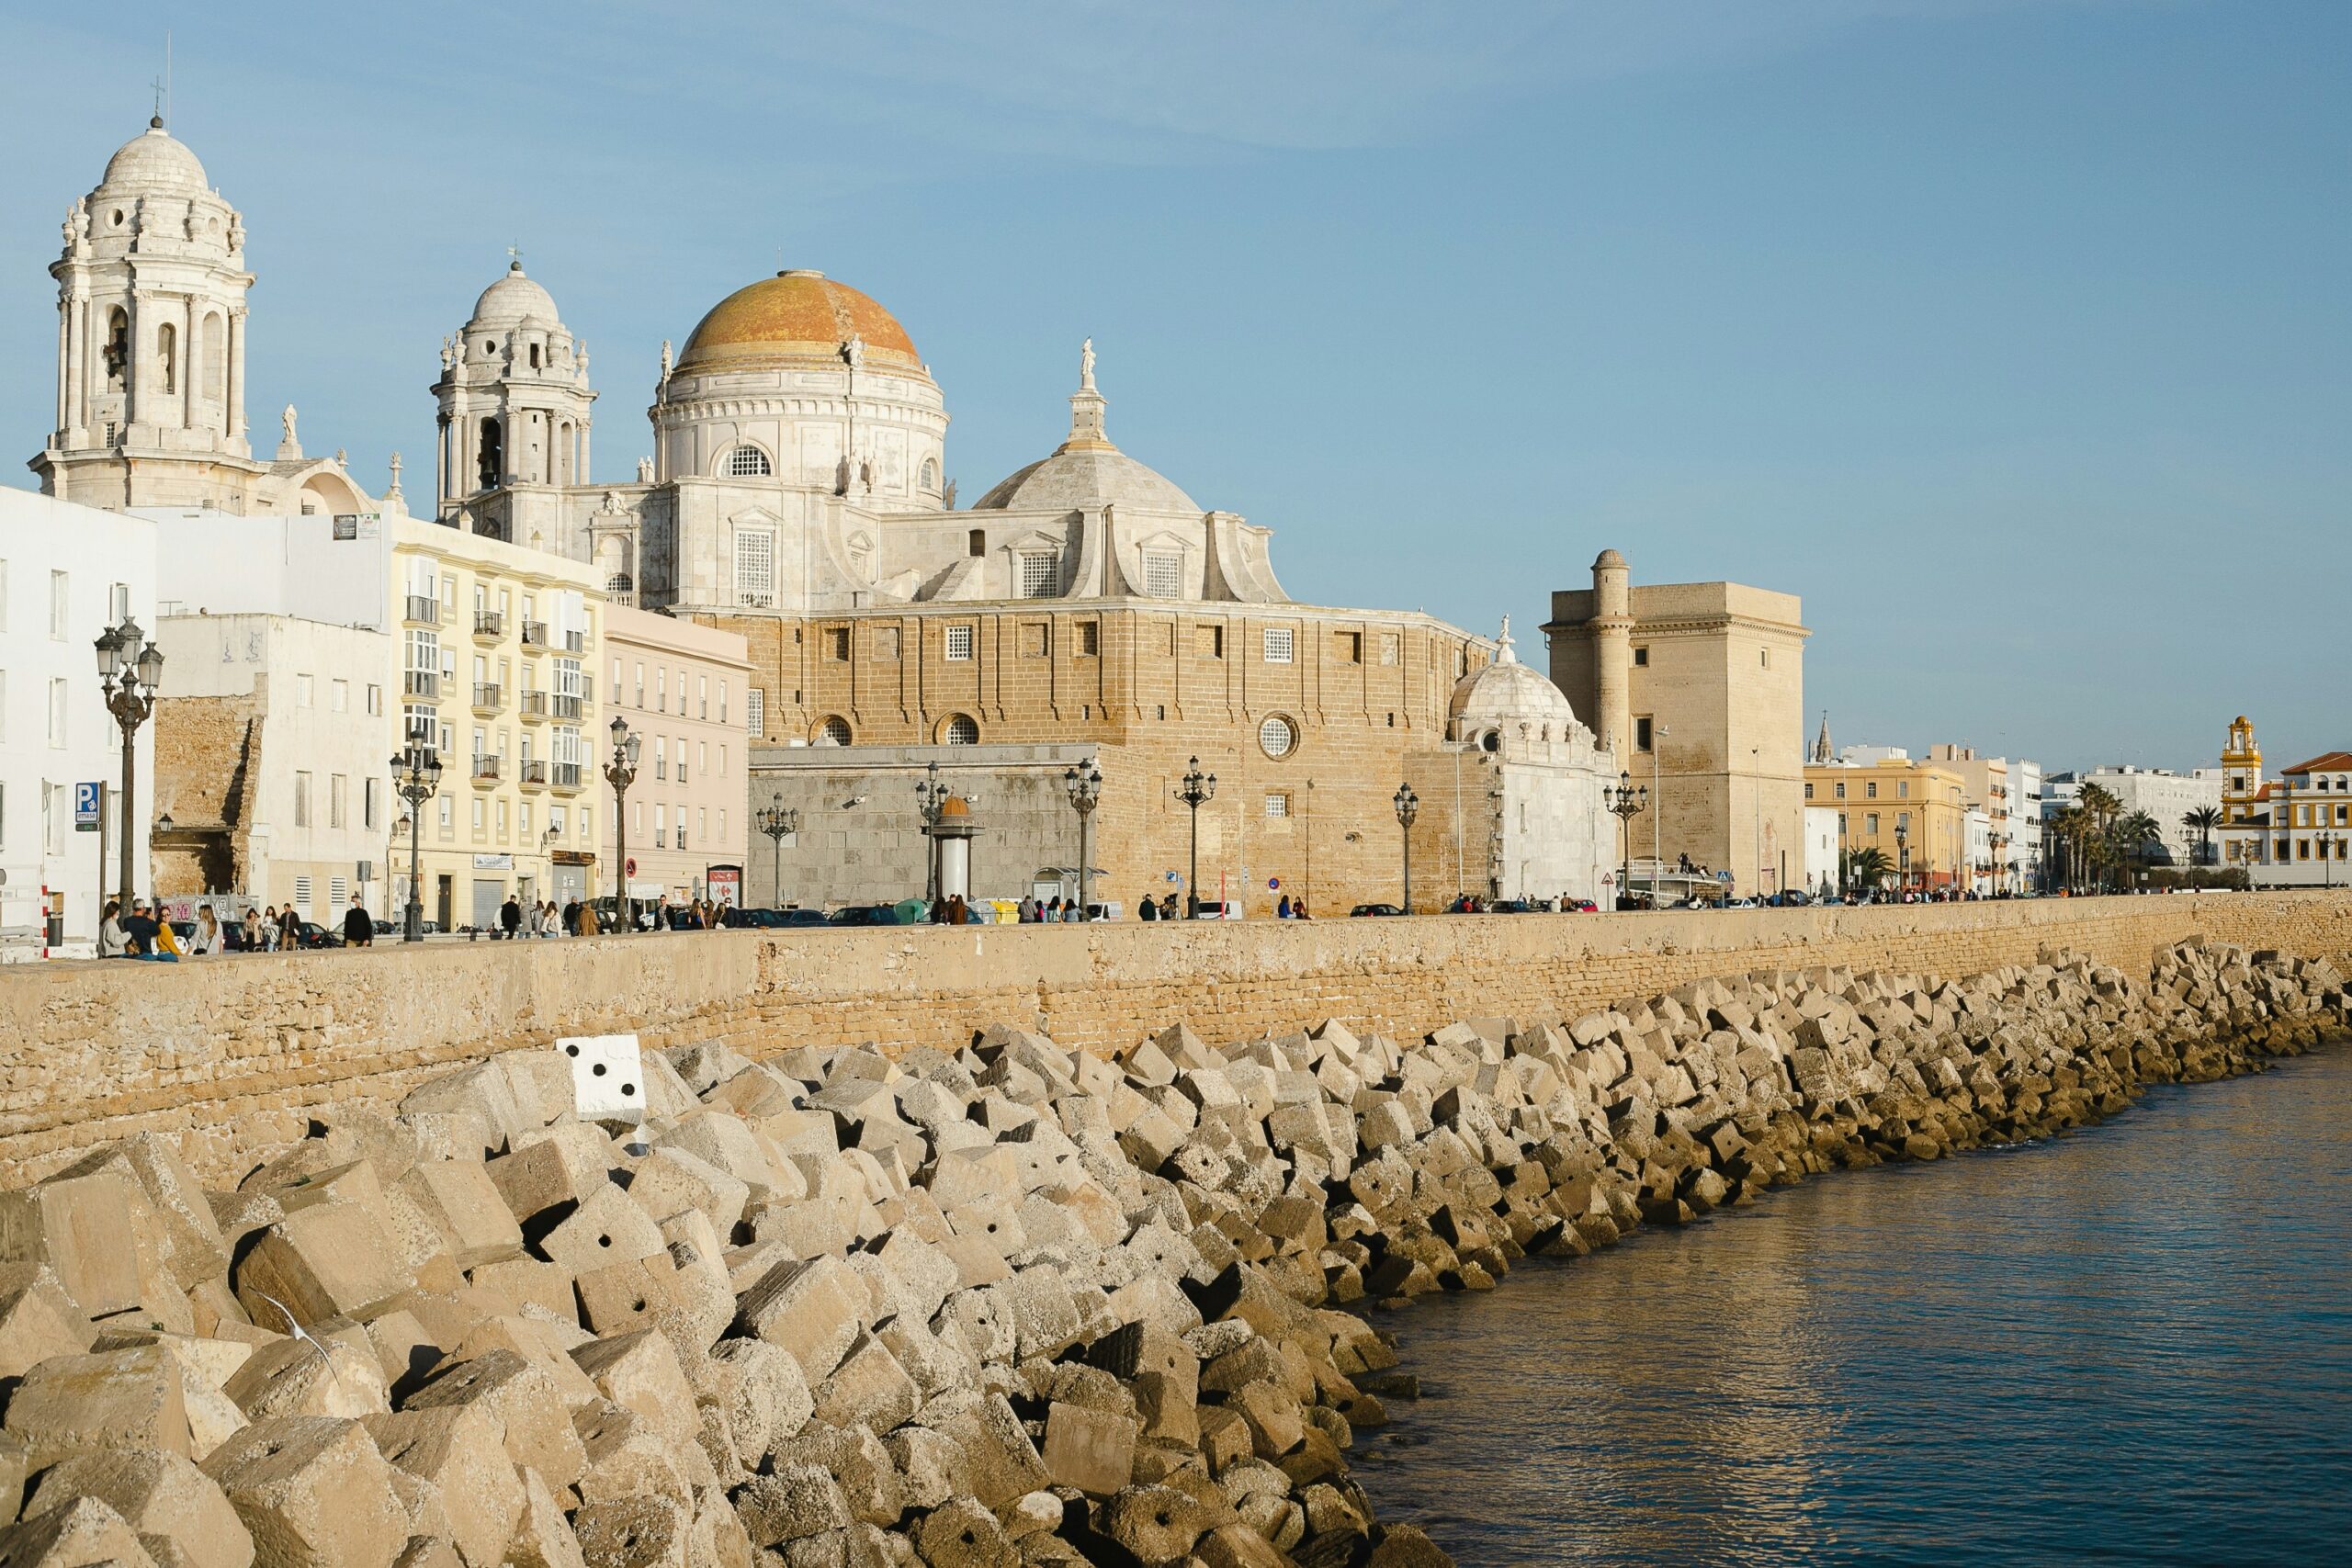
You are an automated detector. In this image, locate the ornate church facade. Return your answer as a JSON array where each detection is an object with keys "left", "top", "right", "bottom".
[{"left": 30, "top": 118, "right": 1623, "bottom": 913}]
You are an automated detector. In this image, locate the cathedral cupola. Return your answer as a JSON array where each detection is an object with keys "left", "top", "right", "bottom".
[{"left": 434, "top": 255, "right": 596, "bottom": 518}]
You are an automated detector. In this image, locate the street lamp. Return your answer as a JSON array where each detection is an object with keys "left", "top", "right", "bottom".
[
  {"left": 755, "top": 793, "right": 799, "bottom": 908},
  {"left": 1176, "top": 756, "right": 1216, "bottom": 917},
  {"left": 914, "top": 761, "right": 950, "bottom": 907},
  {"left": 1063, "top": 759, "right": 1103, "bottom": 921},
  {"left": 1393, "top": 783, "right": 1419, "bottom": 913},
  {"left": 605, "top": 716, "right": 641, "bottom": 930},
  {"left": 390, "top": 724, "right": 443, "bottom": 942},
  {"left": 2321, "top": 829, "right": 2337, "bottom": 890},
  {"left": 95, "top": 618, "right": 165, "bottom": 906},
  {"left": 1607, "top": 771, "right": 1648, "bottom": 910},
  {"left": 1895, "top": 821, "right": 1910, "bottom": 896}
]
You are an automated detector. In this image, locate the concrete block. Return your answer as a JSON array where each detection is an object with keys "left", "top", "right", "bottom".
[
  {"left": 23, "top": 1448, "right": 250, "bottom": 1568},
  {"left": 434, "top": 1316, "right": 598, "bottom": 1409},
  {"left": 569, "top": 1496, "right": 684, "bottom": 1568},
  {"left": 0, "top": 1265, "right": 96, "bottom": 1381},
  {"left": 729, "top": 1466, "right": 848, "bottom": 1547},
  {"left": 807, "top": 1334, "right": 918, "bottom": 1433},
  {"left": 534, "top": 1186, "right": 667, "bottom": 1276},
  {"left": 0, "top": 1170, "right": 164, "bottom": 1321},
  {"left": 1040, "top": 1404, "right": 1137, "bottom": 1497},
  {"left": 650, "top": 1116, "right": 786, "bottom": 1205},
  {"left": 484, "top": 1126, "right": 614, "bottom": 1225},
  {"left": 234, "top": 1204, "right": 415, "bottom": 1328},
  {"left": 620, "top": 1149, "right": 747, "bottom": 1239},
  {"left": 49, "top": 1137, "right": 230, "bottom": 1293},
  {"left": 220, "top": 1334, "right": 389, "bottom": 1421},
  {"left": 199, "top": 1416, "right": 408, "bottom": 1568},
  {"left": 731, "top": 1257, "right": 866, "bottom": 1384},
  {"left": 458, "top": 1258, "right": 572, "bottom": 1321},
  {"left": 569, "top": 1330, "right": 698, "bottom": 1450},
  {"left": 361, "top": 1407, "right": 523, "bottom": 1568},
  {"left": 556, "top": 1037, "right": 646, "bottom": 1126},
  {"left": 0, "top": 1495, "right": 159, "bottom": 1568},
  {"left": 686, "top": 1339, "right": 811, "bottom": 1470},
  {"left": 391, "top": 1165, "right": 523, "bottom": 1272},
  {"left": 909, "top": 1393, "right": 1048, "bottom": 1510},
  {"left": 404, "top": 1350, "right": 586, "bottom": 1491},
  {"left": 5, "top": 1345, "right": 189, "bottom": 1463},
  {"left": 570, "top": 1404, "right": 698, "bottom": 1511},
  {"left": 504, "top": 1466, "right": 585, "bottom": 1568}
]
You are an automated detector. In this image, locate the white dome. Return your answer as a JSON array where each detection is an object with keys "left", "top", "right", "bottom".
[
  {"left": 972, "top": 446, "right": 1198, "bottom": 513},
  {"left": 1450, "top": 620, "right": 1578, "bottom": 734},
  {"left": 469, "top": 262, "right": 562, "bottom": 328},
  {"left": 100, "top": 119, "right": 209, "bottom": 194}
]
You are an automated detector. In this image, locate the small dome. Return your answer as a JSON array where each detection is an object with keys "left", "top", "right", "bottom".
[
  {"left": 469, "top": 261, "right": 562, "bottom": 328},
  {"left": 1450, "top": 620, "right": 1579, "bottom": 734},
  {"left": 100, "top": 120, "right": 209, "bottom": 194},
  {"left": 972, "top": 447, "right": 1198, "bottom": 513},
  {"left": 678, "top": 270, "right": 919, "bottom": 373},
  {"left": 940, "top": 795, "right": 973, "bottom": 818},
  {"left": 1594, "top": 548, "right": 1626, "bottom": 570}
]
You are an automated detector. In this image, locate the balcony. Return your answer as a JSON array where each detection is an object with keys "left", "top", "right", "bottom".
[
  {"left": 472, "top": 682, "right": 503, "bottom": 712},
  {"left": 403, "top": 671, "right": 440, "bottom": 700},
  {"left": 519, "top": 760, "right": 548, "bottom": 788},
  {"left": 472, "top": 610, "right": 504, "bottom": 640},
  {"left": 552, "top": 694, "right": 584, "bottom": 720},
  {"left": 550, "top": 762, "right": 583, "bottom": 793},
  {"left": 519, "top": 691, "right": 548, "bottom": 720},
  {"left": 470, "top": 755, "right": 502, "bottom": 784},
  {"left": 521, "top": 620, "right": 548, "bottom": 648},
  {"left": 403, "top": 595, "right": 439, "bottom": 626},
  {"left": 565, "top": 630, "right": 585, "bottom": 653}
]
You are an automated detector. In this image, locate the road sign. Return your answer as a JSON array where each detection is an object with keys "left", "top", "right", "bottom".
[
  {"left": 624, "top": 856, "right": 638, "bottom": 876},
  {"left": 1602, "top": 873, "right": 1614, "bottom": 886},
  {"left": 74, "top": 783, "right": 100, "bottom": 832},
  {"left": 1716, "top": 870, "right": 1735, "bottom": 884},
  {"left": 1268, "top": 877, "right": 1281, "bottom": 890}
]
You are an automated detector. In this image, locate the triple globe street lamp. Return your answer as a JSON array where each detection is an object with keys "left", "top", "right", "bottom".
[
  {"left": 756, "top": 794, "right": 799, "bottom": 908},
  {"left": 1607, "top": 772, "right": 1649, "bottom": 910},
  {"left": 95, "top": 618, "right": 164, "bottom": 906},
  {"left": 1063, "top": 760, "right": 1103, "bottom": 921},
  {"left": 1392, "top": 783, "right": 1419, "bottom": 914},
  {"left": 605, "top": 716, "right": 641, "bottom": 930},
  {"left": 390, "top": 725, "right": 443, "bottom": 942},
  {"left": 1176, "top": 756, "right": 1216, "bottom": 918}
]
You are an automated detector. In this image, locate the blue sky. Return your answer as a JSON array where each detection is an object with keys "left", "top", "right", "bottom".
[{"left": 3, "top": 1, "right": 2343, "bottom": 773}]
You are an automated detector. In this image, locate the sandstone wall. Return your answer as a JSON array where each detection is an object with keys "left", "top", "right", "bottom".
[{"left": 6, "top": 892, "right": 2349, "bottom": 1185}]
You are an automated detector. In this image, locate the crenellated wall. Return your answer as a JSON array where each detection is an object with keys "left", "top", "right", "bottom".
[{"left": 5, "top": 892, "right": 2348, "bottom": 1185}]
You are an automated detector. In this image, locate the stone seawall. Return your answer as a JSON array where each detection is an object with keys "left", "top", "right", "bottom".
[
  {"left": 3, "top": 893, "right": 2349, "bottom": 1185},
  {"left": 0, "top": 941, "right": 2337, "bottom": 1568}
]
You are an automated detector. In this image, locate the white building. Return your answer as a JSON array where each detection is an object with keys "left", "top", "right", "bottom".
[
  {"left": 1965, "top": 807, "right": 1993, "bottom": 896},
  {"left": 1804, "top": 805, "right": 1841, "bottom": 898},
  {"left": 0, "top": 489, "right": 160, "bottom": 950},
  {"left": 152, "top": 614, "right": 395, "bottom": 923},
  {"left": 2074, "top": 765, "right": 2223, "bottom": 868}
]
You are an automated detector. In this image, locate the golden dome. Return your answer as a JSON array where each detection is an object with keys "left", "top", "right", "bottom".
[
  {"left": 676, "top": 270, "right": 920, "bottom": 373},
  {"left": 940, "top": 795, "right": 973, "bottom": 818}
]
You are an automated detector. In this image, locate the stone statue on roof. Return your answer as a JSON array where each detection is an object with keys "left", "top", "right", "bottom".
[{"left": 1080, "top": 337, "right": 1096, "bottom": 391}]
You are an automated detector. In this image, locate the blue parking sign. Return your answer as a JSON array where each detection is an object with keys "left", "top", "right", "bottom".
[{"left": 74, "top": 783, "right": 101, "bottom": 831}]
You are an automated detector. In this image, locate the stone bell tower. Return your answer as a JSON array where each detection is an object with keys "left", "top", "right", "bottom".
[{"left": 32, "top": 117, "right": 265, "bottom": 510}]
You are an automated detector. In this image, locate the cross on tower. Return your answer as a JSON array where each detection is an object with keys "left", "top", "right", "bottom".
[
  {"left": 507, "top": 243, "right": 523, "bottom": 267},
  {"left": 151, "top": 75, "right": 167, "bottom": 122}
]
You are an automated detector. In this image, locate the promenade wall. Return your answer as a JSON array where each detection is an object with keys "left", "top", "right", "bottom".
[{"left": 6, "top": 892, "right": 2348, "bottom": 1184}]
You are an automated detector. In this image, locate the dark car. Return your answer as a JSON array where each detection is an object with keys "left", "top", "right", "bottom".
[
  {"left": 288, "top": 919, "right": 343, "bottom": 950},
  {"left": 1350, "top": 903, "right": 1406, "bottom": 918},
  {"left": 1487, "top": 898, "right": 1544, "bottom": 914},
  {"left": 826, "top": 904, "right": 902, "bottom": 927}
]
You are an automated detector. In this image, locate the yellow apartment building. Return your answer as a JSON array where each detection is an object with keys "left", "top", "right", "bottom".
[{"left": 1805, "top": 754, "right": 1969, "bottom": 892}]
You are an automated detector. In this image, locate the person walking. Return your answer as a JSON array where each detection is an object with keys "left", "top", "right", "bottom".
[
  {"left": 278, "top": 905, "right": 303, "bottom": 950},
  {"left": 500, "top": 893, "right": 523, "bottom": 941},
  {"left": 240, "top": 907, "right": 262, "bottom": 952},
  {"left": 343, "top": 893, "right": 374, "bottom": 948},
  {"left": 577, "top": 898, "right": 601, "bottom": 936},
  {"left": 561, "top": 898, "right": 580, "bottom": 935},
  {"left": 1139, "top": 893, "right": 1159, "bottom": 922}
]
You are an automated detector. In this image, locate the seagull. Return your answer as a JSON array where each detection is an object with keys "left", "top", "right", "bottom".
[{"left": 254, "top": 1291, "right": 345, "bottom": 1393}]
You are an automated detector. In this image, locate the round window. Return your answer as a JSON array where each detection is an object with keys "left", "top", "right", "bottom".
[{"left": 1259, "top": 715, "right": 1297, "bottom": 759}]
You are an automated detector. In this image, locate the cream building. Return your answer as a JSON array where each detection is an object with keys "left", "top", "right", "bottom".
[
  {"left": 1546, "top": 552, "right": 1808, "bottom": 898},
  {"left": 390, "top": 518, "right": 602, "bottom": 928},
  {"left": 601, "top": 604, "right": 753, "bottom": 908},
  {"left": 1806, "top": 750, "right": 1970, "bottom": 892},
  {"left": 151, "top": 614, "right": 393, "bottom": 923}
]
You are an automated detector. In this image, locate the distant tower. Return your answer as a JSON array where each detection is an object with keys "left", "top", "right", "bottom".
[
  {"left": 1590, "top": 547, "right": 1633, "bottom": 761},
  {"left": 32, "top": 117, "right": 260, "bottom": 508},
  {"left": 434, "top": 258, "right": 594, "bottom": 532},
  {"left": 1811, "top": 711, "right": 1834, "bottom": 765},
  {"left": 2221, "top": 716, "right": 2262, "bottom": 824}
]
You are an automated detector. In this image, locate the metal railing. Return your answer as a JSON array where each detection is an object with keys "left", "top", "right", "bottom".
[
  {"left": 551, "top": 763, "right": 583, "bottom": 789},
  {"left": 470, "top": 755, "right": 501, "bottom": 782},
  {"left": 520, "top": 760, "right": 548, "bottom": 785},
  {"left": 519, "top": 691, "right": 548, "bottom": 717},
  {"left": 473, "top": 611, "right": 504, "bottom": 637},
  {"left": 403, "top": 595, "right": 440, "bottom": 625},
  {"left": 472, "top": 682, "right": 503, "bottom": 709},
  {"left": 403, "top": 671, "right": 439, "bottom": 699},
  {"left": 521, "top": 620, "right": 548, "bottom": 647}
]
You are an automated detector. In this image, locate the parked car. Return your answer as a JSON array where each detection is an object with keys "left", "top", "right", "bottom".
[
  {"left": 1187, "top": 900, "right": 1245, "bottom": 920},
  {"left": 827, "top": 904, "right": 903, "bottom": 927},
  {"left": 1487, "top": 898, "right": 1544, "bottom": 914},
  {"left": 288, "top": 919, "right": 344, "bottom": 949},
  {"left": 723, "top": 906, "right": 828, "bottom": 929},
  {"left": 1563, "top": 898, "right": 1600, "bottom": 912},
  {"left": 1351, "top": 903, "right": 1406, "bottom": 918}
]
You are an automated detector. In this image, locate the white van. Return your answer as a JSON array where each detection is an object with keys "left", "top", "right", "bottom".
[{"left": 1188, "top": 899, "right": 1245, "bottom": 920}]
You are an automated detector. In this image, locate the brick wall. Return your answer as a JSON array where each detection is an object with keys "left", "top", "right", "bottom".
[{"left": 5, "top": 892, "right": 2347, "bottom": 1186}]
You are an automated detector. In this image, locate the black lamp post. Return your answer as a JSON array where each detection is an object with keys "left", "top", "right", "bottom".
[
  {"left": 95, "top": 618, "right": 164, "bottom": 906},
  {"left": 390, "top": 725, "right": 443, "bottom": 942},
  {"left": 1393, "top": 782, "right": 1419, "bottom": 913},
  {"left": 1176, "top": 756, "right": 1216, "bottom": 917},
  {"left": 1895, "top": 821, "right": 1910, "bottom": 895},
  {"left": 2322, "top": 828, "right": 2337, "bottom": 890},
  {"left": 1607, "top": 771, "right": 1648, "bottom": 910},
  {"left": 605, "top": 716, "right": 640, "bottom": 929},
  {"left": 914, "top": 761, "right": 949, "bottom": 906},
  {"left": 1063, "top": 759, "right": 1103, "bottom": 920},
  {"left": 755, "top": 793, "right": 799, "bottom": 908}
]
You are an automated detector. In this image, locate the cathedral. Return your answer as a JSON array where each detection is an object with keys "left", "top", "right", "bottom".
[{"left": 29, "top": 115, "right": 1625, "bottom": 914}]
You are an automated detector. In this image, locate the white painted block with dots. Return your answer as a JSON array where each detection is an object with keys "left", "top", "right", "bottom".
[{"left": 560, "top": 1033, "right": 646, "bottom": 1124}]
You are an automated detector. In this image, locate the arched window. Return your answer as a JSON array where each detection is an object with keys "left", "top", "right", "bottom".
[
  {"left": 943, "top": 714, "right": 978, "bottom": 745},
  {"left": 104, "top": 310, "right": 129, "bottom": 392},
  {"left": 819, "top": 716, "right": 854, "bottom": 746},
  {"left": 606, "top": 573, "right": 634, "bottom": 594},
  {"left": 921, "top": 458, "right": 938, "bottom": 491},
  {"left": 157, "top": 322, "right": 177, "bottom": 395},
  {"left": 201, "top": 313, "right": 225, "bottom": 400},
  {"left": 1259, "top": 715, "right": 1297, "bottom": 759},
  {"left": 528, "top": 343, "right": 542, "bottom": 370},
  {"left": 477, "top": 418, "right": 503, "bottom": 491},
  {"left": 724, "top": 446, "right": 772, "bottom": 478}
]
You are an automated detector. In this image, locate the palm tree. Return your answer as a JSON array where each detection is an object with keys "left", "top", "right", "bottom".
[
  {"left": 2183, "top": 807, "right": 2221, "bottom": 867},
  {"left": 1844, "top": 845, "right": 1894, "bottom": 894},
  {"left": 2110, "top": 810, "right": 2162, "bottom": 890}
]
